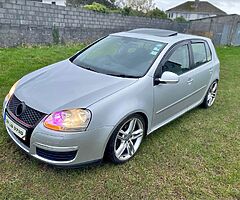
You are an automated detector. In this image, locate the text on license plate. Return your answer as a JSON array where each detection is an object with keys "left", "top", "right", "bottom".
[{"left": 5, "top": 115, "right": 27, "bottom": 141}]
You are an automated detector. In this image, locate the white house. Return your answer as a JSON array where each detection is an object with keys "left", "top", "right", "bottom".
[
  {"left": 166, "top": 0, "right": 226, "bottom": 21},
  {"left": 32, "top": 0, "right": 66, "bottom": 6}
]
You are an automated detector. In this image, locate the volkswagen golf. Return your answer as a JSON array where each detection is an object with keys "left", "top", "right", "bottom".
[{"left": 2, "top": 29, "right": 220, "bottom": 167}]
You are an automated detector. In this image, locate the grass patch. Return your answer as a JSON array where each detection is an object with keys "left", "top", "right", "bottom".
[{"left": 0, "top": 45, "right": 239, "bottom": 199}]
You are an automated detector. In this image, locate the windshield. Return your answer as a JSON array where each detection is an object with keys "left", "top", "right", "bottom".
[{"left": 71, "top": 36, "right": 166, "bottom": 78}]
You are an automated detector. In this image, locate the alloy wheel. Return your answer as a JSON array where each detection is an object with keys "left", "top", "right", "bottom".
[
  {"left": 207, "top": 81, "right": 218, "bottom": 107},
  {"left": 114, "top": 118, "right": 144, "bottom": 161}
]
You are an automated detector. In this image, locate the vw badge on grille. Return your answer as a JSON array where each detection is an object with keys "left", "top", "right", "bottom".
[{"left": 15, "top": 102, "right": 26, "bottom": 117}]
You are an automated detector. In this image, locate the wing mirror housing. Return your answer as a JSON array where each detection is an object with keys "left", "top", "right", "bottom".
[{"left": 155, "top": 71, "right": 180, "bottom": 85}]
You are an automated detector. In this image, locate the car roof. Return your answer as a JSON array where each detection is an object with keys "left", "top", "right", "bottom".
[{"left": 111, "top": 28, "right": 209, "bottom": 45}]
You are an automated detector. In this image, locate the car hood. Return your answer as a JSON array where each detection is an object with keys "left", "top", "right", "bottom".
[{"left": 15, "top": 60, "right": 137, "bottom": 114}]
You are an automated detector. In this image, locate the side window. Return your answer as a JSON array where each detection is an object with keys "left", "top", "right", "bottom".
[
  {"left": 191, "top": 42, "right": 207, "bottom": 67},
  {"left": 163, "top": 44, "right": 190, "bottom": 75},
  {"left": 205, "top": 42, "right": 212, "bottom": 61}
]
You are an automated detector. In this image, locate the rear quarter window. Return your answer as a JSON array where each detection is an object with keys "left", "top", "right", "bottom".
[{"left": 205, "top": 42, "right": 212, "bottom": 61}]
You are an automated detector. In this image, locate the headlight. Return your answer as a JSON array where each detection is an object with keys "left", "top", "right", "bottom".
[
  {"left": 44, "top": 109, "right": 91, "bottom": 132},
  {"left": 6, "top": 81, "right": 19, "bottom": 101}
]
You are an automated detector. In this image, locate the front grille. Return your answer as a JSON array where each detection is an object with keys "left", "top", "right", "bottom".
[
  {"left": 6, "top": 94, "right": 47, "bottom": 147},
  {"left": 8, "top": 94, "right": 46, "bottom": 127},
  {"left": 36, "top": 147, "right": 77, "bottom": 162}
]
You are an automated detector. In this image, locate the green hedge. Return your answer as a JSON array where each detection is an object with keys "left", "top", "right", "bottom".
[{"left": 84, "top": 2, "right": 109, "bottom": 13}]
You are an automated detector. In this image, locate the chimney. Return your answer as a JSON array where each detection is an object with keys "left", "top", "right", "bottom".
[{"left": 195, "top": 0, "right": 200, "bottom": 8}]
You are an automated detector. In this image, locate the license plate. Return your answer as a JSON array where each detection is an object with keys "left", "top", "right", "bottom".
[{"left": 5, "top": 115, "right": 27, "bottom": 141}]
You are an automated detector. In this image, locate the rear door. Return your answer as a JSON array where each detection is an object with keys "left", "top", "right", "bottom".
[{"left": 187, "top": 40, "right": 213, "bottom": 104}]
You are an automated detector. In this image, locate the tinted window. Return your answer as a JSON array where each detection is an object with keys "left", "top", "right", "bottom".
[
  {"left": 205, "top": 42, "right": 212, "bottom": 61},
  {"left": 163, "top": 44, "right": 190, "bottom": 75},
  {"left": 192, "top": 42, "right": 207, "bottom": 67},
  {"left": 72, "top": 36, "right": 166, "bottom": 78}
]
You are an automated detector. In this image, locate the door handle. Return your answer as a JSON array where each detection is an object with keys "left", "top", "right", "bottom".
[
  {"left": 209, "top": 68, "right": 213, "bottom": 74},
  {"left": 187, "top": 78, "right": 193, "bottom": 84}
]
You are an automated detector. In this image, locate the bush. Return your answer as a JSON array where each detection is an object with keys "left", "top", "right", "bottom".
[
  {"left": 52, "top": 25, "right": 60, "bottom": 44},
  {"left": 121, "top": 6, "right": 145, "bottom": 17},
  {"left": 147, "top": 8, "right": 168, "bottom": 19},
  {"left": 174, "top": 16, "right": 187, "bottom": 22},
  {"left": 84, "top": 2, "right": 109, "bottom": 13}
]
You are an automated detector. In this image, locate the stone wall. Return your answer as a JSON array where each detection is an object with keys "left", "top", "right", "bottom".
[{"left": 0, "top": 0, "right": 189, "bottom": 47}]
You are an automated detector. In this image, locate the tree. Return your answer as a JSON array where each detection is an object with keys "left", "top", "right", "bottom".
[
  {"left": 66, "top": 0, "right": 116, "bottom": 8},
  {"left": 147, "top": 8, "right": 168, "bottom": 19}
]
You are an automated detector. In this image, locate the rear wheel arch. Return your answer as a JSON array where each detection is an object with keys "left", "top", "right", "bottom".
[{"left": 201, "top": 79, "right": 218, "bottom": 108}]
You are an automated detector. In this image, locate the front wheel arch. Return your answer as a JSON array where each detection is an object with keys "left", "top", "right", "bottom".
[{"left": 104, "top": 113, "right": 147, "bottom": 164}]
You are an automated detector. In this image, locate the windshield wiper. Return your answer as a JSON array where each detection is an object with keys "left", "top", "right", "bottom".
[
  {"left": 106, "top": 73, "right": 138, "bottom": 78},
  {"left": 80, "top": 65, "right": 98, "bottom": 73}
]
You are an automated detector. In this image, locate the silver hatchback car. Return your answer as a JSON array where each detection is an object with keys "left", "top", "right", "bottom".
[{"left": 3, "top": 29, "right": 220, "bottom": 167}]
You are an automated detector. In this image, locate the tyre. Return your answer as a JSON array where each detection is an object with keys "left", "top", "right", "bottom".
[
  {"left": 105, "top": 114, "right": 146, "bottom": 164},
  {"left": 201, "top": 80, "right": 218, "bottom": 108}
]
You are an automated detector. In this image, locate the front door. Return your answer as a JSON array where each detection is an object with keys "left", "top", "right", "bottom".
[{"left": 152, "top": 41, "right": 194, "bottom": 128}]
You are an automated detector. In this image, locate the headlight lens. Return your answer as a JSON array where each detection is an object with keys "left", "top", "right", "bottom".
[
  {"left": 44, "top": 109, "right": 91, "bottom": 132},
  {"left": 6, "top": 81, "right": 19, "bottom": 101}
]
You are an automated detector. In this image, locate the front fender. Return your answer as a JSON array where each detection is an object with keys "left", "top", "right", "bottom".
[{"left": 87, "top": 76, "right": 154, "bottom": 134}]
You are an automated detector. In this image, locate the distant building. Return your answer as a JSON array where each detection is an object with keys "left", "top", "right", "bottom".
[
  {"left": 28, "top": 0, "right": 66, "bottom": 6},
  {"left": 166, "top": 0, "right": 226, "bottom": 21},
  {"left": 42, "top": 0, "right": 65, "bottom": 6}
]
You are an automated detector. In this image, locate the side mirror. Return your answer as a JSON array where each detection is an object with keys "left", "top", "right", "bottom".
[{"left": 155, "top": 71, "right": 179, "bottom": 84}]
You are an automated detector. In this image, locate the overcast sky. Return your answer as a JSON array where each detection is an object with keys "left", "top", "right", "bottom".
[{"left": 155, "top": 0, "right": 240, "bottom": 14}]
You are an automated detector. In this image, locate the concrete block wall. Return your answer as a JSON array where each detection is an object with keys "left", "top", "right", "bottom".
[{"left": 0, "top": 0, "right": 189, "bottom": 47}]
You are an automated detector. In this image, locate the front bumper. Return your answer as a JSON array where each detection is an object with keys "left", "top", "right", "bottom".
[{"left": 3, "top": 104, "right": 113, "bottom": 167}]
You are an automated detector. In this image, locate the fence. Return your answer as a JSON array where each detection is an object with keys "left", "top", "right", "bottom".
[{"left": 188, "top": 15, "right": 240, "bottom": 46}]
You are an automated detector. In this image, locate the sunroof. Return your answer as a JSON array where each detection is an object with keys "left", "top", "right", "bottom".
[{"left": 128, "top": 29, "right": 178, "bottom": 37}]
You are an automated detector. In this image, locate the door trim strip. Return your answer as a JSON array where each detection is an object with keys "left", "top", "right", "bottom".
[{"left": 156, "top": 85, "right": 207, "bottom": 114}]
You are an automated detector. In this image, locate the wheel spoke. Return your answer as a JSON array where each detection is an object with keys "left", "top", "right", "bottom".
[
  {"left": 131, "top": 129, "right": 143, "bottom": 140},
  {"left": 127, "top": 140, "right": 135, "bottom": 156},
  {"left": 119, "top": 130, "right": 127, "bottom": 135},
  {"left": 126, "top": 119, "right": 137, "bottom": 134},
  {"left": 212, "top": 83, "right": 217, "bottom": 93},
  {"left": 208, "top": 97, "right": 212, "bottom": 103},
  {"left": 117, "top": 134, "right": 125, "bottom": 142},
  {"left": 207, "top": 94, "right": 212, "bottom": 101},
  {"left": 116, "top": 142, "right": 127, "bottom": 157}
]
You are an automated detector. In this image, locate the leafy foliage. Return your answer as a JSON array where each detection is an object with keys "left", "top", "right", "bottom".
[
  {"left": 66, "top": 0, "right": 115, "bottom": 8},
  {"left": 120, "top": 6, "right": 167, "bottom": 19},
  {"left": 174, "top": 16, "right": 187, "bottom": 22},
  {"left": 84, "top": 2, "right": 109, "bottom": 13},
  {"left": 52, "top": 25, "right": 60, "bottom": 44},
  {"left": 147, "top": 8, "right": 168, "bottom": 19},
  {"left": 67, "top": 0, "right": 168, "bottom": 19},
  {"left": 121, "top": 6, "right": 145, "bottom": 17}
]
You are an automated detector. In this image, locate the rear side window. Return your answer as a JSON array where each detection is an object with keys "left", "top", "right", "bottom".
[
  {"left": 205, "top": 42, "right": 212, "bottom": 61},
  {"left": 191, "top": 42, "right": 207, "bottom": 67}
]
